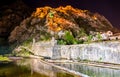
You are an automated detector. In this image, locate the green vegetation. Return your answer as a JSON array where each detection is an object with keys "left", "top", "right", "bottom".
[
  {"left": 13, "top": 48, "right": 34, "bottom": 57},
  {"left": 64, "top": 31, "right": 77, "bottom": 45},
  {"left": 22, "top": 37, "right": 33, "bottom": 47},
  {"left": 82, "top": 59, "right": 90, "bottom": 62},
  {"left": 57, "top": 31, "right": 75, "bottom": 45},
  {"left": 86, "top": 35, "right": 93, "bottom": 43},
  {"left": 40, "top": 32, "right": 52, "bottom": 41},
  {"left": 57, "top": 30, "right": 98, "bottom": 45},
  {"left": 77, "top": 28, "right": 87, "bottom": 38},
  {"left": 49, "top": 11, "right": 54, "bottom": 18},
  {"left": 96, "top": 32, "right": 102, "bottom": 41},
  {"left": 77, "top": 57, "right": 81, "bottom": 62},
  {"left": 77, "top": 58, "right": 90, "bottom": 63},
  {"left": 0, "top": 55, "right": 10, "bottom": 61},
  {"left": 57, "top": 30, "right": 84, "bottom": 45},
  {"left": 57, "top": 39, "right": 67, "bottom": 45},
  {"left": 98, "top": 57, "right": 102, "bottom": 62}
]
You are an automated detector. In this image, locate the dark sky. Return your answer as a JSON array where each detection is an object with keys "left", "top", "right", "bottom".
[
  {"left": 1, "top": 0, "right": 120, "bottom": 28},
  {"left": 23, "top": 0, "right": 120, "bottom": 28}
]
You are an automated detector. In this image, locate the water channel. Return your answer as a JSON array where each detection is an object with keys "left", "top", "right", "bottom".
[{"left": 55, "top": 63, "right": 120, "bottom": 77}]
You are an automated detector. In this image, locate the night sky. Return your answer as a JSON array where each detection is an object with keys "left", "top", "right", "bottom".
[
  {"left": 1, "top": 0, "right": 120, "bottom": 28},
  {"left": 23, "top": 0, "right": 120, "bottom": 28}
]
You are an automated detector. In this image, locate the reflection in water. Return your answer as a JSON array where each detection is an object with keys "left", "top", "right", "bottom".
[
  {"left": 55, "top": 63, "right": 120, "bottom": 77},
  {"left": 2, "top": 59, "right": 119, "bottom": 77},
  {"left": 0, "top": 59, "right": 76, "bottom": 77}
]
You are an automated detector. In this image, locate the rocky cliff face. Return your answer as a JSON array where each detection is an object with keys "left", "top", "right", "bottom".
[
  {"left": 9, "top": 5, "right": 120, "bottom": 43},
  {"left": 0, "top": 0, "right": 33, "bottom": 37}
]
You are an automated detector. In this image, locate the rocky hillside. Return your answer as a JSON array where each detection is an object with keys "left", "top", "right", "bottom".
[
  {"left": 9, "top": 5, "right": 120, "bottom": 44},
  {"left": 0, "top": 0, "right": 33, "bottom": 37}
]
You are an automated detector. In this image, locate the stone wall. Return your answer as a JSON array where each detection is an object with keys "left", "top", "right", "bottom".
[
  {"left": 32, "top": 41, "right": 53, "bottom": 58},
  {"left": 32, "top": 38, "right": 56, "bottom": 58},
  {"left": 32, "top": 40, "right": 120, "bottom": 64}
]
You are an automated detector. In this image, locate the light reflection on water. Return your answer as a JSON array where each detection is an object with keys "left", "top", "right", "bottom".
[
  {"left": 1, "top": 58, "right": 119, "bottom": 77},
  {"left": 55, "top": 63, "right": 120, "bottom": 77},
  {"left": 0, "top": 59, "right": 77, "bottom": 77}
]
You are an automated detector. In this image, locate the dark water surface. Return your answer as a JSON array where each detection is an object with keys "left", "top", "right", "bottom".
[
  {"left": 0, "top": 38, "right": 10, "bottom": 55},
  {"left": 0, "top": 59, "right": 77, "bottom": 77},
  {"left": 55, "top": 63, "right": 120, "bottom": 77}
]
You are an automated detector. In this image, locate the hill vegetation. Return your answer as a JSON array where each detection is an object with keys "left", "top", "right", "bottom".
[{"left": 9, "top": 5, "right": 120, "bottom": 45}]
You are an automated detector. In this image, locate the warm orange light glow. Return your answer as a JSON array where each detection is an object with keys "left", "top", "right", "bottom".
[
  {"left": 32, "top": 5, "right": 85, "bottom": 32},
  {"left": 93, "top": 15, "right": 97, "bottom": 20}
]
